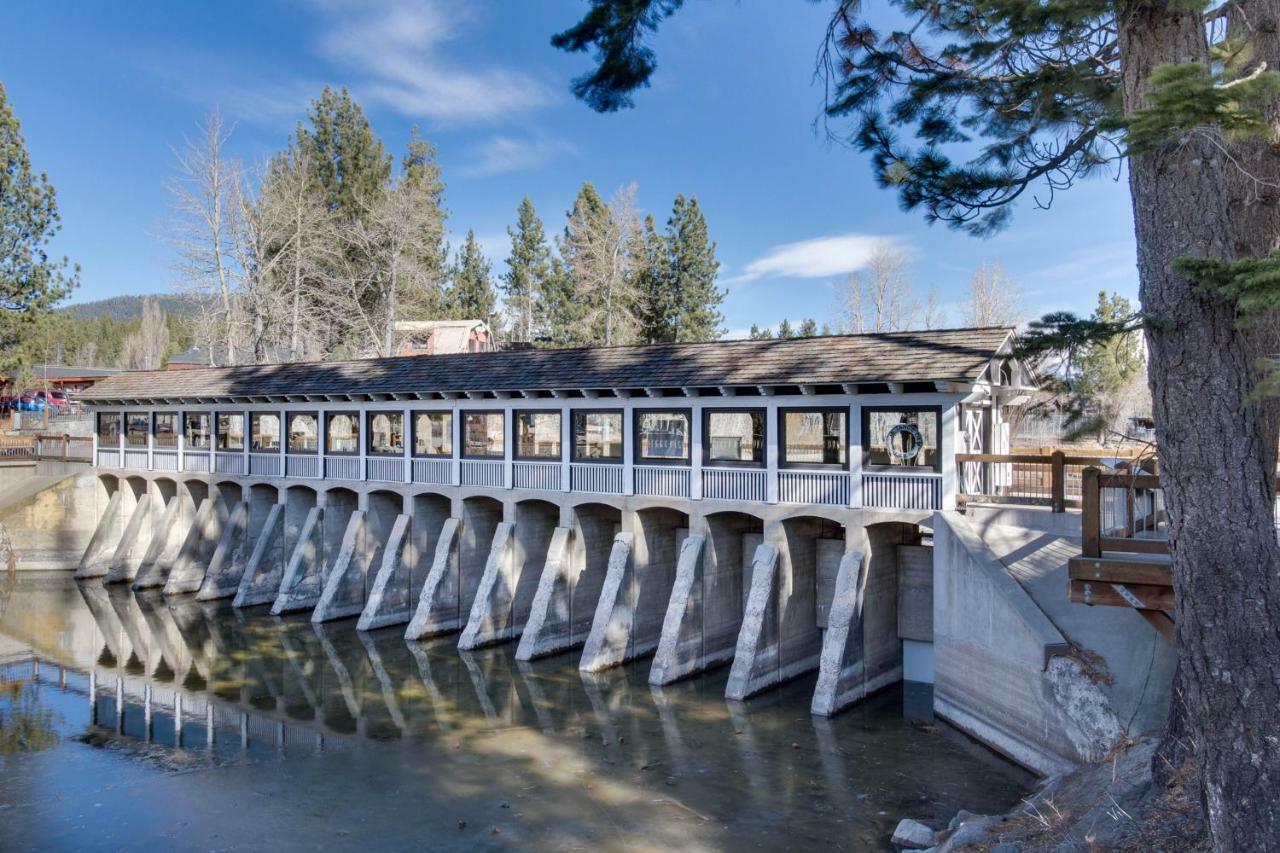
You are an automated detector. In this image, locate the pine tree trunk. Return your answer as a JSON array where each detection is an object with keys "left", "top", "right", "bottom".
[{"left": 1120, "top": 10, "right": 1280, "bottom": 849}]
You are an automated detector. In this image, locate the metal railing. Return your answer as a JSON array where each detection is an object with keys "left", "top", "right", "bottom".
[{"left": 1, "top": 433, "right": 93, "bottom": 461}]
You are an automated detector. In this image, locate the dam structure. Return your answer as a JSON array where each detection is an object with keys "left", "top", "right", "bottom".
[{"left": 62, "top": 327, "right": 1156, "bottom": 773}]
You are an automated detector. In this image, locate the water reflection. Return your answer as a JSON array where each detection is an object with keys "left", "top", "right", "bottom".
[{"left": 0, "top": 573, "right": 1034, "bottom": 848}]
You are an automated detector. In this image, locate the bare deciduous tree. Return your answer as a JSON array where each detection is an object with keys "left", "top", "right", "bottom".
[
  {"left": 563, "top": 183, "right": 641, "bottom": 346},
  {"left": 118, "top": 298, "right": 170, "bottom": 370},
  {"left": 838, "top": 241, "right": 916, "bottom": 333},
  {"left": 960, "top": 262, "right": 1021, "bottom": 327}
]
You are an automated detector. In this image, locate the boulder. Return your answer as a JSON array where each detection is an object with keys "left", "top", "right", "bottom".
[{"left": 892, "top": 818, "right": 938, "bottom": 849}]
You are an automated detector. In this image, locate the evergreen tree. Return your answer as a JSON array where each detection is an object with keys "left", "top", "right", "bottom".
[
  {"left": 632, "top": 214, "right": 670, "bottom": 343},
  {"left": 1076, "top": 292, "right": 1144, "bottom": 400},
  {"left": 747, "top": 323, "right": 772, "bottom": 340},
  {"left": 776, "top": 319, "right": 795, "bottom": 339},
  {"left": 550, "top": 182, "right": 607, "bottom": 345},
  {"left": 0, "top": 83, "right": 77, "bottom": 374},
  {"left": 295, "top": 86, "right": 391, "bottom": 219},
  {"left": 819, "top": 323, "right": 833, "bottom": 336},
  {"left": 396, "top": 127, "right": 450, "bottom": 320},
  {"left": 797, "top": 318, "right": 819, "bottom": 338},
  {"left": 664, "top": 195, "right": 722, "bottom": 341},
  {"left": 449, "top": 230, "right": 496, "bottom": 328},
  {"left": 503, "top": 197, "right": 551, "bottom": 341}
]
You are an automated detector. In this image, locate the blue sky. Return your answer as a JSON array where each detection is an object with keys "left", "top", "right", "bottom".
[{"left": 2, "top": 0, "right": 1138, "bottom": 337}]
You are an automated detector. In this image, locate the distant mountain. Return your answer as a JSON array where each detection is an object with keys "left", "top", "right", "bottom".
[{"left": 61, "top": 294, "right": 200, "bottom": 321}]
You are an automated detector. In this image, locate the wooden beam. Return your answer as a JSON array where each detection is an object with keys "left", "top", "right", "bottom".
[
  {"left": 644, "top": 387, "right": 661, "bottom": 398},
  {"left": 1081, "top": 466, "right": 1101, "bottom": 558},
  {"left": 1098, "top": 536, "right": 1169, "bottom": 556},
  {"left": 1068, "top": 556, "right": 1172, "bottom": 586},
  {"left": 1138, "top": 610, "right": 1176, "bottom": 644},
  {"left": 1069, "top": 579, "right": 1174, "bottom": 611}
]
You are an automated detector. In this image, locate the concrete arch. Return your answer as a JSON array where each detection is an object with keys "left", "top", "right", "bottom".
[
  {"left": 458, "top": 495, "right": 503, "bottom": 621},
  {"left": 283, "top": 485, "right": 318, "bottom": 559},
  {"left": 566, "top": 493, "right": 627, "bottom": 515},
  {"left": 511, "top": 499, "right": 559, "bottom": 631}
]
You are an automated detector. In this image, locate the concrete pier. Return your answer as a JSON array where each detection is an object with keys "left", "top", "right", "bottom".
[
  {"left": 404, "top": 496, "right": 501, "bottom": 639},
  {"left": 75, "top": 477, "right": 134, "bottom": 580},
  {"left": 132, "top": 482, "right": 198, "bottom": 589},
  {"left": 273, "top": 487, "right": 358, "bottom": 615},
  {"left": 359, "top": 494, "right": 450, "bottom": 630},
  {"left": 159, "top": 490, "right": 228, "bottom": 595},
  {"left": 580, "top": 506, "right": 689, "bottom": 672}
]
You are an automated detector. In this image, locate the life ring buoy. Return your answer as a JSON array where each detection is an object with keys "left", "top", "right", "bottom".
[{"left": 886, "top": 423, "right": 923, "bottom": 462}]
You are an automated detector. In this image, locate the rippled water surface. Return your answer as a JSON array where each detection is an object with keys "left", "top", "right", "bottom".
[{"left": 0, "top": 573, "right": 1032, "bottom": 851}]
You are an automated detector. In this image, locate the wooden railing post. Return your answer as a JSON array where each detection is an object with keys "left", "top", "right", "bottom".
[
  {"left": 1050, "top": 450, "right": 1066, "bottom": 513},
  {"left": 1082, "top": 466, "right": 1101, "bottom": 557}
]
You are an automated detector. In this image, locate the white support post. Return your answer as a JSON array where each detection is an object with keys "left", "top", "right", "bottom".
[
  {"left": 623, "top": 400, "right": 635, "bottom": 496},
  {"left": 318, "top": 408, "right": 327, "bottom": 479},
  {"left": 118, "top": 414, "right": 125, "bottom": 463},
  {"left": 147, "top": 410, "right": 155, "bottom": 471},
  {"left": 502, "top": 408, "right": 513, "bottom": 489},
  {"left": 941, "top": 402, "right": 958, "bottom": 510},
  {"left": 560, "top": 406, "right": 572, "bottom": 492},
  {"left": 690, "top": 404, "right": 703, "bottom": 500},
  {"left": 91, "top": 420, "right": 99, "bottom": 468},
  {"left": 765, "top": 400, "right": 779, "bottom": 504},
  {"left": 242, "top": 408, "right": 250, "bottom": 475},
  {"left": 450, "top": 408, "right": 462, "bottom": 486},
  {"left": 359, "top": 408, "right": 368, "bottom": 482},
  {"left": 402, "top": 406, "right": 412, "bottom": 484},
  {"left": 177, "top": 409, "right": 185, "bottom": 472},
  {"left": 849, "top": 402, "right": 863, "bottom": 508}
]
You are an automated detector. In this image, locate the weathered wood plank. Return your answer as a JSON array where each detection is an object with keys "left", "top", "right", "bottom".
[
  {"left": 1068, "top": 555, "right": 1172, "bottom": 585},
  {"left": 1068, "top": 579, "right": 1175, "bottom": 611}
]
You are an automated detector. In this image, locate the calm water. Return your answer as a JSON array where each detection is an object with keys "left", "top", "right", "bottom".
[{"left": 0, "top": 573, "right": 1032, "bottom": 851}]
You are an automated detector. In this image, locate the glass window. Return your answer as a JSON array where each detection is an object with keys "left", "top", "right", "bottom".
[
  {"left": 216, "top": 413, "right": 245, "bottom": 452},
  {"left": 153, "top": 412, "right": 179, "bottom": 449},
  {"left": 325, "top": 412, "right": 360, "bottom": 455},
  {"left": 516, "top": 411, "right": 561, "bottom": 460},
  {"left": 462, "top": 411, "right": 504, "bottom": 459},
  {"left": 705, "top": 409, "right": 764, "bottom": 465},
  {"left": 862, "top": 407, "right": 940, "bottom": 472},
  {"left": 287, "top": 412, "right": 319, "bottom": 454},
  {"left": 368, "top": 411, "right": 405, "bottom": 456},
  {"left": 96, "top": 412, "right": 122, "bottom": 444},
  {"left": 572, "top": 410, "right": 624, "bottom": 462},
  {"left": 125, "top": 412, "right": 149, "bottom": 447},
  {"left": 781, "top": 409, "right": 847, "bottom": 467},
  {"left": 412, "top": 411, "right": 452, "bottom": 458},
  {"left": 184, "top": 413, "right": 210, "bottom": 450},
  {"left": 250, "top": 413, "right": 281, "bottom": 452},
  {"left": 636, "top": 409, "right": 691, "bottom": 463}
]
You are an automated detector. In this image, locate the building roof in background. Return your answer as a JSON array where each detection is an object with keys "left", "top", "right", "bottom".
[
  {"left": 79, "top": 327, "right": 1016, "bottom": 402},
  {"left": 23, "top": 364, "right": 126, "bottom": 381}
]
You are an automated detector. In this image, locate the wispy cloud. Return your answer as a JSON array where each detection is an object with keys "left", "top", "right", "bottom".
[
  {"left": 458, "top": 134, "right": 577, "bottom": 177},
  {"left": 1035, "top": 241, "right": 1137, "bottom": 285},
  {"left": 727, "top": 233, "right": 906, "bottom": 284},
  {"left": 311, "top": 0, "right": 555, "bottom": 124}
]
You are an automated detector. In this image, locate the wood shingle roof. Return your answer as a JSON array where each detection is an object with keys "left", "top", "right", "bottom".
[{"left": 80, "top": 326, "right": 1014, "bottom": 403}]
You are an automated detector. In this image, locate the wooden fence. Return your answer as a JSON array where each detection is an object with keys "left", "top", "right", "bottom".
[
  {"left": 955, "top": 450, "right": 1122, "bottom": 512},
  {"left": 0, "top": 434, "right": 93, "bottom": 462}
]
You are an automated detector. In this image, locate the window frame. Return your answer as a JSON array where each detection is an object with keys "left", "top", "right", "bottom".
[
  {"left": 286, "top": 411, "right": 320, "bottom": 455},
  {"left": 366, "top": 410, "right": 406, "bottom": 458},
  {"left": 460, "top": 409, "right": 506, "bottom": 460},
  {"left": 860, "top": 404, "right": 943, "bottom": 474},
  {"left": 152, "top": 411, "right": 179, "bottom": 449},
  {"left": 249, "top": 411, "right": 283, "bottom": 454},
  {"left": 411, "top": 410, "right": 454, "bottom": 459},
  {"left": 570, "top": 409, "right": 625, "bottom": 464},
  {"left": 633, "top": 407, "right": 693, "bottom": 466},
  {"left": 324, "top": 411, "right": 361, "bottom": 457},
  {"left": 183, "top": 412, "right": 211, "bottom": 451},
  {"left": 96, "top": 412, "right": 122, "bottom": 444},
  {"left": 702, "top": 407, "right": 766, "bottom": 468},
  {"left": 513, "top": 409, "right": 562, "bottom": 462},
  {"left": 124, "top": 411, "right": 150, "bottom": 448},
  {"left": 778, "top": 406, "right": 850, "bottom": 471},
  {"left": 215, "top": 411, "right": 245, "bottom": 453}
]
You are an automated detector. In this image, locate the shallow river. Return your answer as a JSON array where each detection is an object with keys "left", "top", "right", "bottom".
[{"left": 0, "top": 573, "right": 1032, "bottom": 851}]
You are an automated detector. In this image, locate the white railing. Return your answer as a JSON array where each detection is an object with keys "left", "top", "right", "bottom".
[
  {"left": 412, "top": 458, "right": 451, "bottom": 486},
  {"left": 123, "top": 448, "right": 149, "bottom": 470},
  {"left": 152, "top": 450, "right": 179, "bottom": 472},
  {"left": 702, "top": 467, "right": 768, "bottom": 502},
  {"left": 285, "top": 454, "right": 321, "bottom": 479},
  {"left": 634, "top": 465, "right": 691, "bottom": 498},
  {"left": 367, "top": 456, "right": 406, "bottom": 483},
  {"left": 97, "top": 449, "right": 121, "bottom": 468},
  {"left": 779, "top": 471, "right": 850, "bottom": 506},
  {"left": 513, "top": 461, "right": 562, "bottom": 491},
  {"left": 325, "top": 456, "right": 362, "bottom": 481},
  {"left": 249, "top": 453, "right": 283, "bottom": 477},
  {"left": 461, "top": 460, "right": 505, "bottom": 488},
  {"left": 862, "top": 473, "right": 943, "bottom": 510},
  {"left": 214, "top": 452, "right": 246, "bottom": 475},
  {"left": 571, "top": 463, "right": 624, "bottom": 495},
  {"left": 182, "top": 451, "right": 210, "bottom": 473}
]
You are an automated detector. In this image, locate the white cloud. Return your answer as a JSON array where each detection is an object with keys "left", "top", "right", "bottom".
[
  {"left": 311, "top": 0, "right": 555, "bottom": 124},
  {"left": 728, "top": 233, "right": 906, "bottom": 283},
  {"left": 1035, "top": 241, "right": 1137, "bottom": 285},
  {"left": 459, "top": 134, "right": 577, "bottom": 177}
]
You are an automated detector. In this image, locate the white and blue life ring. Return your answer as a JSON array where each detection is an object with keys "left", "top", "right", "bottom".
[{"left": 886, "top": 423, "right": 923, "bottom": 462}]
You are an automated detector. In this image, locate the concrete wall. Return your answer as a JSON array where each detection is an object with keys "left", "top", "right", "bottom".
[
  {"left": 272, "top": 487, "right": 359, "bottom": 614},
  {"left": 460, "top": 498, "right": 559, "bottom": 649},
  {"left": 314, "top": 488, "right": 394, "bottom": 622},
  {"left": 359, "top": 492, "right": 450, "bottom": 630},
  {"left": 0, "top": 469, "right": 116, "bottom": 574},
  {"left": 580, "top": 508, "right": 688, "bottom": 672},
  {"left": 517, "top": 503, "right": 620, "bottom": 660},
  {"left": 932, "top": 512, "right": 1123, "bottom": 774}
]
